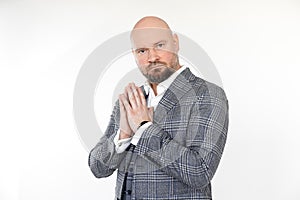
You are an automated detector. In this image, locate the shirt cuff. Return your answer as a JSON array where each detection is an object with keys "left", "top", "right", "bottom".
[
  {"left": 131, "top": 122, "right": 153, "bottom": 145},
  {"left": 113, "top": 129, "right": 132, "bottom": 153}
]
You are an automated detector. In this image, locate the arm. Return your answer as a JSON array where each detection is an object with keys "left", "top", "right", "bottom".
[
  {"left": 135, "top": 87, "right": 229, "bottom": 189},
  {"left": 88, "top": 101, "right": 128, "bottom": 178}
]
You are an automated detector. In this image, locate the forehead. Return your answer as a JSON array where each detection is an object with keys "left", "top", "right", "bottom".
[{"left": 131, "top": 28, "right": 173, "bottom": 49}]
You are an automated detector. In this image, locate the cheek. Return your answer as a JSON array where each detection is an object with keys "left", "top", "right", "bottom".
[
  {"left": 135, "top": 58, "right": 149, "bottom": 70},
  {"left": 160, "top": 52, "right": 176, "bottom": 63},
  {"left": 135, "top": 57, "right": 146, "bottom": 65}
]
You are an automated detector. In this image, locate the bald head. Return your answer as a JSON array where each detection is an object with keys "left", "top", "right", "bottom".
[
  {"left": 130, "top": 16, "right": 174, "bottom": 47},
  {"left": 130, "top": 16, "right": 179, "bottom": 56},
  {"left": 132, "top": 16, "right": 170, "bottom": 30}
]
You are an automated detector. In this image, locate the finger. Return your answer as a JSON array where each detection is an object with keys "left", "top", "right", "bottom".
[
  {"left": 126, "top": 83, "right": 137, "bottom": 109},
  {"left": 123, "top": 86, "right": 129, "bottom": 100},
  {"left": 119, "top": 94, "right": 131, "bottom": 112},
  {"left": 118, "top": 95, "right": 126, "bottom": 114},
  {"left": 130, "top": 83, "right": 142, "bottom": 107},
  {"left": 137, "top": 86, "right": 147, "bottom": 106},
  {"left": 148, "top": 106, "right": 154, "bottom": 113},
  {"left": 148, "top": 106, "right": 154, "bottom": 121}
]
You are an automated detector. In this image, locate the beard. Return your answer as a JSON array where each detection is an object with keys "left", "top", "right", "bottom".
[{"left": 140, "top": 60, "right": 178, "bottom": 84}]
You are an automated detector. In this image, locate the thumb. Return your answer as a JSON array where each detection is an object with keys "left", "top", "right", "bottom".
[{"left": 148, "top": 107, "right": 154, "bottom": 122}]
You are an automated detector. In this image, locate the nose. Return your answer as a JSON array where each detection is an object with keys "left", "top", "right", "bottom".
[{"left": 147, "top": 48, "right": 160, "bottom": 63}]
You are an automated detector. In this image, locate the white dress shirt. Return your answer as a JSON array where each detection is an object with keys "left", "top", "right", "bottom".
[{"left": 113, "top": 66, "right": 186, "bottom": 153}]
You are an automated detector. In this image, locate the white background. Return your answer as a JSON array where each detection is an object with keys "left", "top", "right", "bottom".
[{"left": 1, "top": 0, "right": 300, "bottom": 199}]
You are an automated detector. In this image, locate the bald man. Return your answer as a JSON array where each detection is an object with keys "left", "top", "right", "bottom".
[{"left": 89, "top": 16, "right": 229, "bottom": 200}]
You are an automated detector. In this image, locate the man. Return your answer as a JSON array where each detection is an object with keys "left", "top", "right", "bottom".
[{"left": 89, "top": 16, "right": 229, "bottom": 200}]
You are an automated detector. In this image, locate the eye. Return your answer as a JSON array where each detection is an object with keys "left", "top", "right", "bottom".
[
  {"left": 156, "top": 42, "right": 165, "bottom": 49},
  {"left": 136, "top": 48, "right": 147, "bottom": 55}
]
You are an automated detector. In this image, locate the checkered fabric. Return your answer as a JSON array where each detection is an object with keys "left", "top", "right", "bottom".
[{"left": 88, "top": 68, "right": 229, "bottom": 200}]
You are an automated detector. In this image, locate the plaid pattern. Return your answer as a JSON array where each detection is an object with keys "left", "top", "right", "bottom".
[{"left": 89, "top": 68, "right": 229, "bottom": 200}]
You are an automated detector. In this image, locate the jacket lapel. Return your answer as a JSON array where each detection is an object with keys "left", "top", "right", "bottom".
[{"left": 153, "top": 68, "right": 196, "bottom": 124}]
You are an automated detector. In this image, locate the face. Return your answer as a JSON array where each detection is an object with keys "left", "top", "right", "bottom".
[{"left": 131, "top": 28, "right": 180, "bottom": 84}]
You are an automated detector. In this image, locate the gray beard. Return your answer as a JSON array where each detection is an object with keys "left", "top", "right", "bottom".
[{"left": 144, "top": 67, "right": 176, "bottom": 83}]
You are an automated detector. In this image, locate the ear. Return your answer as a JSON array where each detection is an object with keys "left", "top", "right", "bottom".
[
  {"left": 172, "top": 33, "right": 179, "bottom": 52},
  {"left": 131, "top": 48, "right": 137, "bottom": 59},
  {"left": 131, "top": 48, "right": 139, "bottom": 63}
]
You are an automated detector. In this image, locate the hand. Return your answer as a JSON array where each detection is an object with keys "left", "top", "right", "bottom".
[
  {"left": 118, "top": 97, "right": 133, "bottom": 139},
  {"left": 148, "top": 106, "right": 154, "bottom": 122},
  {"left": 119, "top": 83, "right": 153, "bottom": 133}
]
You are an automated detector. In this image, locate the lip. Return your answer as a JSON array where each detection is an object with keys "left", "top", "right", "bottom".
[{"left": 148, "top": 65, "right": 165, "bottom": 71}]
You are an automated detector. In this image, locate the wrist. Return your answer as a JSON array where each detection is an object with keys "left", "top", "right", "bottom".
[
  {"left": 119, "top": 130, "right": 132, "bottom": 139},
  {"left": 136, "top": 120, "right": 150, "bottom": 131}
]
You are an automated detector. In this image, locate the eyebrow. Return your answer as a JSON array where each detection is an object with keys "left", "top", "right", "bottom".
[
  {"left": 154, "top": 40, "right": 167, "bottom": 46},
  {"left": 133, "top": 40, "right": 168, "bottom": 51}
]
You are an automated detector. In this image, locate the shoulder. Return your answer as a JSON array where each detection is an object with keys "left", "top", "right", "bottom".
[{"left": 182, "top": 68, "right": 227, "bottom": 101}]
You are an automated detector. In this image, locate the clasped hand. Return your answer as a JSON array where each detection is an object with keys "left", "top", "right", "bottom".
[{"left": 118, "top": 83, "right": 153, "bottom": 139}]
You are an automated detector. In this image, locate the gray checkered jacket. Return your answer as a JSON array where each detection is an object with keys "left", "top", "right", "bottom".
[{"left": 89, "top": 68, "right": 229, "bottom": 200}]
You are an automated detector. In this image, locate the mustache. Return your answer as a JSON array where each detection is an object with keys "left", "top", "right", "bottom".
[{"left": 147, "top": 61, "right": 168, "bottom": 69}]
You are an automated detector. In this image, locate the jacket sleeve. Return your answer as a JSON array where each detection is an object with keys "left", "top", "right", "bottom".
[
  {"left": 88, "top": 101, "right": 127, "bottom": 178},
  {"left": 135, "top": 85, "right": 229, "bottom": 189}
]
